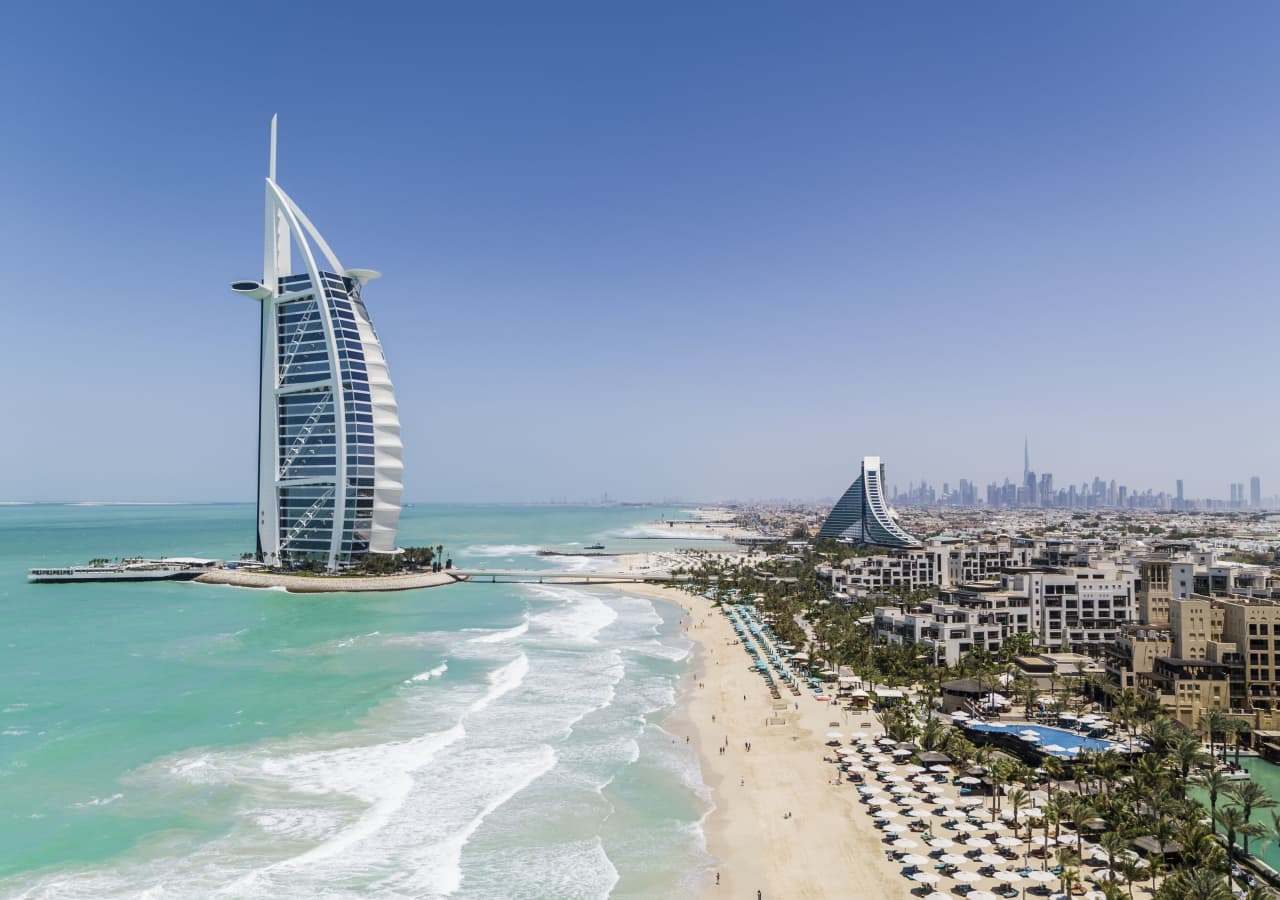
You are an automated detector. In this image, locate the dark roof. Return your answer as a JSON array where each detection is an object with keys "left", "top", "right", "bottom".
[{"left": 942, "top": 678, "right": 988, "bottom": 693}]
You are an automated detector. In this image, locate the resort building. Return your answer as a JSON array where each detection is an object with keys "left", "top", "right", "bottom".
[
  {"left": 231, "top": 117, "right": 404, "bottom": 572},
  {"left": 1102, "top": 625, "right": 1171, "bottom": 692},
  {"left": 1136, "top": 557, "right": 1195, "bottom": 625},
  {"left": 818, "top": 456, "right": 921, "bottom": 548}
]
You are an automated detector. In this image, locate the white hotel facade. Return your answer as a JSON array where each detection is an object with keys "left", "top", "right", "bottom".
[{"left": 231, "top": 118, "right": 404, "bottom": 572}]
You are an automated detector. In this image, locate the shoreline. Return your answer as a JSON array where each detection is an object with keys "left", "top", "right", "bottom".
[
  {"left": 620, "top": 581, "right": 909, "bottom": 900},
  {"left": 193, "top": 569, "right": 461, "bottom": 593}
]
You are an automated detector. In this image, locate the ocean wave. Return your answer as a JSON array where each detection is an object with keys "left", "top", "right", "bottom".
[
  {"left": 527, "top": 587, "right": 619, "bottom": 644},
  {"left": 460, "top": 543, "right": 541, "bottom": 558},
  {"left": 395, "top": 744, "right": 558, "bottom": 896},
  {"left": 466, "top": 620, "right": 529, "bottom": 644},
  {"left": 473, "top": 654, "right": 529, "bottom": 712},
  {"left": 405, "top": 662, "right": 448, "bottom": 684},
  {"left": 72, "top": 793, "right": 123, "bottom": 809}
]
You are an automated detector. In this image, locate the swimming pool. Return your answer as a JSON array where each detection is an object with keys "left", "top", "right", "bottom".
[{"left": 963, "top": 721, "right": 1123, "bottom": 758}]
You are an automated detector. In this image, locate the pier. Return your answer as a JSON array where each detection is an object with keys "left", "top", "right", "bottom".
[{"left": 450, "top": 569, "right": 681, "bottom": 585}]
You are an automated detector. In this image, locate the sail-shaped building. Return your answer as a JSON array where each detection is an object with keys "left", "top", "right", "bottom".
[
  {"left": 818, "top": 456, "right": 920, "bottom": 548},
  {"left": 231, "top": 117, "right": 403, "bottom": 572}
]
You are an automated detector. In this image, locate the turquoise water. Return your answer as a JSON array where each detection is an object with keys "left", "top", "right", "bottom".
[
  {"left": 964, "top": 722, "right": 1120, "bottom": 758},
  {"left": 0, "top": 503, "right": 716, "bottom": 897},
  {"left": 1190, "top": 756, "right": 1280, "bottom": 872}
]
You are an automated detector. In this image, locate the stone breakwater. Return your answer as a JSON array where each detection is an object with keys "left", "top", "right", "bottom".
[{"left": 194, "top": 569, "right": 463, "bottom": 593}]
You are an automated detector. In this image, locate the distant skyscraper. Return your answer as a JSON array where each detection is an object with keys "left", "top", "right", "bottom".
[
  {"left": 231, "top": 117, "right": 404, "bottom": 572},
  {"left": 819, "top": 456, "right": 921, "bottom": 547},
  {"left": 1251, "top": 476, "right": 1262, "bottom": 508},
  {"left": 1176, "top": 479, "right": 1184, "bottom": 507}
]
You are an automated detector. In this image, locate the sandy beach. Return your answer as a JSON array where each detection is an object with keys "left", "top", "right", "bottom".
[{"left": 620, "top": 581, "right": 909, "bottom": 900}]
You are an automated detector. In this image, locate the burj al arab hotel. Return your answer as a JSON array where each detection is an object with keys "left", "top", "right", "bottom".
[{"left": 231, "top": 117, "right": 403, "bottom": 572}]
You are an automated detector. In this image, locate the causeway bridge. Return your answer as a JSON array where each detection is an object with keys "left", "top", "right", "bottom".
[{"left": 450, "top": 569, "right": 680, "bottom": 585}]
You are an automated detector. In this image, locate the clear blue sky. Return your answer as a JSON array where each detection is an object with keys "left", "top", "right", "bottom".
[{"left": 3, "top": 2, "right": 1278, "bottom": 503}]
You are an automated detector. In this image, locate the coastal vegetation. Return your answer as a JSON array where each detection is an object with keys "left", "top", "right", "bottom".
[{"left": 676, "top": 548, "right": 1280, "bottom": 898}]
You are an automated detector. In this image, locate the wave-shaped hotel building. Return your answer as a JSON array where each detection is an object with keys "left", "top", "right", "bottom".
[
  {"left": 818, "top": 456, "right": 920, "bottom": 548},
  {"left": 231, "top": 118, "right": 403, "bottom": 572}
]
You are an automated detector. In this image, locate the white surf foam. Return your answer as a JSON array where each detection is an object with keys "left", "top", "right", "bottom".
[
  {"left": 398, "top": 744, "right": 557, "bottom": 896},
  {"left": 405, "top": 662, "right": 448, "bottom": 683},
  {"left": 461, "top": 543, "right": 541, "bottom": 557},
  {"left": 527, "top": 587, "right": 619, "bottom": 643},
  {"left": 467, "top": 620, "right": 529, "bottom": 644},
  {"left": 473, "top": 654, "right": 529, "bottom": 712}
]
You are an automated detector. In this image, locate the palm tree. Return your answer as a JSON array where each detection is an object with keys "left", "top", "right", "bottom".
[
  {"left": 1214, "top": 805, "right": 1263, "bottom": 889},
  {"left": 1170, "top": 735, "right": 1209, "bottom": 800},
  {"left": 1202, "top": 708, "right": 1227, "bottom": 763},
  {"left": 1059, "top": 862, "right": 1081, "bottom": 899},
  {"left": 1068, "top": 795, "right": 1096, "bottom": 859},
  {"left": 1145, "top": 852, "right": 1166, "bottom": 895},
  {"left": 1005, "top": 786, "right": 1028, "bottom": 829},
  {"left": 1226, "top": 719, "right": 1249, "bottom": 766},
  {"left": 1099, "top": 829, "right": 1130, "bottom": 885},
  {"left": 1042, "top": 756, "right": 1067, "bottom": 801},
  {"left": 1226, "top": 780, "right": 1277, "bottom": 856},
  {"left": 1157, "top": 867, "right": 1233, "bottom": 900},
  {"left": 1196, "top": 767, "right": 1233, "bottom": 835}
]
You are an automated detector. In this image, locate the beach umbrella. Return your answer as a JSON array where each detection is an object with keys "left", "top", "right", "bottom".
[
  {"left": 910, "top": 872, "right": 941, "bottom": 885},
  {"left": 884, "top": 823, "right": 909, "bottom": 833},
  {"left": 890, "top": 785, "right": 913, "bottom": 795},
  {"left": 965, "top": 837, "right": 992, "bottom": 849},
  {"left": 904, "top": 809, "right": 927, "bottom": 819},
  {"left": 958, "top": 776, "right": 981, "bottom": 785},
  {"left": 996, "top": 836, "right": 1021, "bottom": 848},
  {"left": 1018, "top": 733, "right": 1041, "bottom": 743},
  {"left": 900, "top": 854, "right": 929, "bottom": 866},
  {"left": 912, "top": 774, "right": 932, "bottom": 782},
  {"left": 929, "top": 765, "right": 950, "bottom": 772},
  {"left": 966, "top": 893, "right": 998, "bottom": 900},
  {"left": 1025, "top": 870, "right": 1055, "bottom": 883},
  {"left": 892, "top": 748, "right": 913, "bottom": 757},
  {"left": 927, "top": 837, "right": 955, "bottom": 849},
  {"left": 992, "top": 870, "right": 1022, "bottom": 884},
  {"left": 922, "top": 784, "right": 944, "bottom": 794},
  {"left": 891, "top": 838, "right": 919, "bottom": 849},
  {"left": 978, "top": 853, "right": 1006, "bottom": 866},
  {"left": 1029, "top": 835, "right": 1057, "bottom": 847},
  {"left": 950, "top": 871, "right": 980, "bottom": 883},
  {"left": 935, "top": 796, "right": 956, "bottom": 806},
  {"left": 904, "top": 764, "right": 927, "bottom": 773},
  {"left": 923, "top": 893, "right": 951, "bottom": 900},
  {"left": 957, "top": 798, "right": 984, "bottom": 808},
  {"left": 1043, "top": 744, "right": 1068, "bottom": 754},
  {"left": 877, "top": 736, "right": 896, "bottom": 744},
  {"left": 949, "top": 821, "right": 978, "bottom": 833},
  {"left": 939, "top": 853, "right": 968, "bottom": 866}
]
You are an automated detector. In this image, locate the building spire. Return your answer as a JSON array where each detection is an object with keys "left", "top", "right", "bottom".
[{"left": 269, "top": 113, "right": 278, "bottom": 182}]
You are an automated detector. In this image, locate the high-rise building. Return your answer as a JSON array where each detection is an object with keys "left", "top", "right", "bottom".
[
  {"left": 231, "top": 117, "right": 404, "bottom": 572},
  {"left": 1251, "top": 476, "right": 1262, "bottom": 508},
  {"left": 1176, "top": 479, "right": 1184, "bottom": 509},
  {"left": 819, "top": 456, "right": 921, "bottom": 547}
]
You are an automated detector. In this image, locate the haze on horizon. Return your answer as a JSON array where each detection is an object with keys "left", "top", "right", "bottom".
[{"left": 3, "top": 2, "right": 1277, "bottom": 505}]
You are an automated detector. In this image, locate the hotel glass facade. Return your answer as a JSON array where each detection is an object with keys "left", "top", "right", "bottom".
[
  {"left": 234, "top": 118, "right": 403, "bottom": 572},
  {"left": 818, "top": 456, "right": 921, "bottom": 548}
]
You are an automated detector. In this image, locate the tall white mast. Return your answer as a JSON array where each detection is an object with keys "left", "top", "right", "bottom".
[{"left": 263, "top": 114, "right": 290, "bottom": 292}]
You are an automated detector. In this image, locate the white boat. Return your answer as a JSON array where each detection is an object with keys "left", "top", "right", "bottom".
[{"left": 28, "top": 558, "right": 218, "bottom": 583}]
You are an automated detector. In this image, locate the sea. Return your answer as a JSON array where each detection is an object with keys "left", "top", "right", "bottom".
[{"left": 0, "top": 503, "right": 720, "bottom": 898}]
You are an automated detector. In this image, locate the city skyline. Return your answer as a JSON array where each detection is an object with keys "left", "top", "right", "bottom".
[{"left": 892, "top": 437, "right": 1273, "bottom": 510}]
